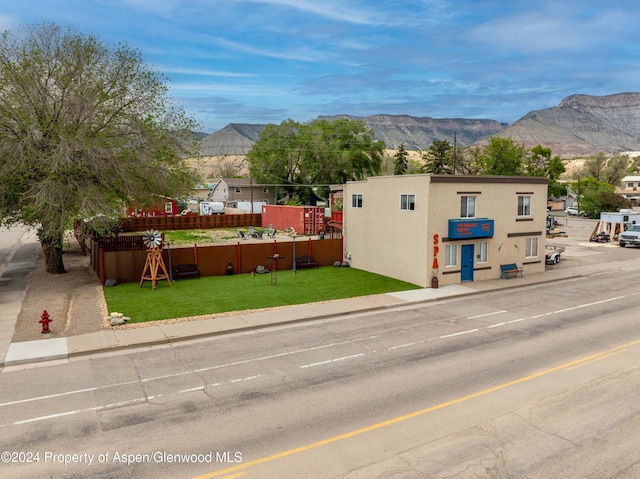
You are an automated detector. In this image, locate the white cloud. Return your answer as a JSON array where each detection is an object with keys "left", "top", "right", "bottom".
[{"left": 233, "top": 0, "right": 384, "bottom": 25}]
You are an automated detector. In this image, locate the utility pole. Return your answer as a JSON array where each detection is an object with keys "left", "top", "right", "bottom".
[{"left": 452, "top": 130, "right": 457, "bottom": 175}]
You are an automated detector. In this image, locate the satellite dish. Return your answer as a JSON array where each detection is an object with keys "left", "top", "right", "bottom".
[{"left": 143, "top": 230, "right": 163, "bottom": 249}]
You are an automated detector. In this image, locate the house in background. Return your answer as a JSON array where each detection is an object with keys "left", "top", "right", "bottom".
[
  {"left": 206, "top": 178, "right": 273, "bottom": 212},
  {"left": 126, "top": 196, "right": 180, "bottom": 217},
  {"left": 618, "top": 176, "right": 640, "bottom": 205},
  {"left": 344, "top": 174, "right": 548, "bottom": 288}
]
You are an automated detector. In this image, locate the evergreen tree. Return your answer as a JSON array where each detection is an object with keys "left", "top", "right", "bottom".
[
  {"left": 422, "top": 140, "right": 453, "bottom": 174},
  {"left": 393, "top": 143, "right": 409, "bottom": 175}
]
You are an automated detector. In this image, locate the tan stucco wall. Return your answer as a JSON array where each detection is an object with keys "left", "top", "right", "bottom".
[
  {"left": 345, "top": 175, "right": 548, "bottom": 287},
  {"left": 344, "top": 175, "right": 430, "bottom": 286}
]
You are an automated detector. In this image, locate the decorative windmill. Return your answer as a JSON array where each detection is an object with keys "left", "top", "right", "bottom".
[{"left": 139, "top": 230, "right": 171, "bottom": 290}]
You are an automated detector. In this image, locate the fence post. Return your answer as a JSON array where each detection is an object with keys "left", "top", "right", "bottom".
[{"left": 99, "top": 247, "right": 105, "bottom": 285}]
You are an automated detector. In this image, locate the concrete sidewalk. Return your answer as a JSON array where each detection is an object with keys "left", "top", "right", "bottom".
[{"left": 1, "top": 252, "right": 592, "bottom": 368}]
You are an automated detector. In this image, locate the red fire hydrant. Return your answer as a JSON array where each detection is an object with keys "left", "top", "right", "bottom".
[{"left": 39, "top": 310, "right": 52, "bottom": 334}]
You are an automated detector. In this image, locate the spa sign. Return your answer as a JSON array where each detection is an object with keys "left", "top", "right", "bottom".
[{"left": 448, "top": 218, "right": 494, "bottom": 239}]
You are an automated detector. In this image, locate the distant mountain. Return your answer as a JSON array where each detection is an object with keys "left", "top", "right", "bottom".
[
  {"left": 317, "top": 114, "right": 508, "bottom": 150},
  {"left": 200, "top": 94, "right": 640, "bottom": 159},
  {"left": 201, "top": 123, "right": 265, "bottom": 156},
  {"left": 496, "top": 93, "right": 640, "bottom": 158},
  {"left": 200, "top": 115, "right": 507, "bottom": 155}
]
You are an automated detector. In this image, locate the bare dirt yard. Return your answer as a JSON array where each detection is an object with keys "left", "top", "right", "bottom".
[{"left": 13, "top": 246, "right": 108, "bottom": 343}]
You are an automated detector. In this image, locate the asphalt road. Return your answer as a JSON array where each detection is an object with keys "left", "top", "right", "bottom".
[{"left": 2, "top": 259, "right": 640, "bottom": 478}]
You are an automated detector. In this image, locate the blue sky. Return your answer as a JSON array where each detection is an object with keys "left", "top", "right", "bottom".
[{"left": 2, "top": 1, "right": 639, "bottom": 133}]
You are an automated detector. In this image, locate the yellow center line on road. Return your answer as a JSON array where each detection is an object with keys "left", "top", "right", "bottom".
[
  {"left": 562, "top": 349, "right": 626, "bottom": 371},
  {"left": 218, "top": 473, "right": 246, "bottom": 479},
  {"left": 192, "top": 338, "right": 640, "bottom": 479}
]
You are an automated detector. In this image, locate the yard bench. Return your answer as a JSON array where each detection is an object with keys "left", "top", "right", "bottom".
[
  {"left": 295, "top": 255, "right": 318, "bottom": 269},
  {"left": 500, "top": 263, "right": 523, "bottom": 279},
  {"left": 172, "top": 263, "right": 200, "bottom": 280}
]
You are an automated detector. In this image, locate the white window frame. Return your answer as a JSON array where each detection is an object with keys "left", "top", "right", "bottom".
[
  {"left": 461, "top": 196, "right": 476, "bottom": 218},
  {"left": 518, "top": 196, "right": 531, "bottom": 216},
  {"left": 525, "top": 237, "right": 539, "bottom": 258},
  {"left": 445, "top": 244, "right": 458, "bottom": 267},
  {"left": 400, "top": 194, "right": 415, "bottom": 211},
  {"left": 476, "top": 241, "right": 488, "bottom": 263},
  {"left": 351, "top": 194, "right": 363, "bottom": 208}
]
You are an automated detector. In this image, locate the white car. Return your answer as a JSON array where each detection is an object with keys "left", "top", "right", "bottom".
[{"left": 565, "top": 207, "right": 584, "bottom": 216}]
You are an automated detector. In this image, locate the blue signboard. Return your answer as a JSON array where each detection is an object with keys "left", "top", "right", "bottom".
[{"left": 448, "top": 218, "right": 494, "bottom": 239}]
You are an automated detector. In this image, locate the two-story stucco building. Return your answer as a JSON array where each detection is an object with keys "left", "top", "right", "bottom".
[{"left": 343, "top": 174, "right": 548, "bottom": 287}]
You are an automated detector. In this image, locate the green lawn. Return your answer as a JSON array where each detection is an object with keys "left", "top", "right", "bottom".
[{"left": 103, "top": 267, "right": 420, "bottom": 323}]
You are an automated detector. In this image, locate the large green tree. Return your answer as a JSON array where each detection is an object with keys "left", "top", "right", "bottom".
[
  {"left": 602, "top": 153, "right": 630, "bottom": 185},
  {"left": 0, "top": 23, "right": 200, "bottom": 273},
  {"left": 570, "top": 177, "right": 629, "bottom": 218},
  {"left": 247, "top": 118, "right": 384, "bottom": 201},
  {"left": 525, "top": 145, "right": 566, "bottom": 197},
  {"left": 581, "top": 152, "right": 608, "bottom": 180},
  {"left": 479, "top": 137, "right": 527, "bottom": 175},
  {"left": 422, "top": 139, "right": 453, "bottom": 174}
]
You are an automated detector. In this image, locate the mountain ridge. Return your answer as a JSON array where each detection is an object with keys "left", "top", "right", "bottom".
[{"left": 200, "top": 93, "right": 640, "bottom": 159}]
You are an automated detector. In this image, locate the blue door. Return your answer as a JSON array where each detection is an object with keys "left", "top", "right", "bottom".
[{"left": 461, "top": 244, "right": 474, "bottom": 282}]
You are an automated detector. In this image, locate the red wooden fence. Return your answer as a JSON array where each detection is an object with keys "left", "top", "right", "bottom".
[
  {"left": 90, "top": 237, "right": 344, "bottom": 285},
  {"left": 118, "top": 214, "right": 261, "bottom": 232}
]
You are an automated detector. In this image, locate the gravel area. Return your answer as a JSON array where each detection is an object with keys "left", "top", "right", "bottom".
[{"left": 12, "top": 247, "right": 109, "bottom": 343}]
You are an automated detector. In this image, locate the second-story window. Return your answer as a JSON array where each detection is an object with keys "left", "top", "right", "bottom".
[
  {"left": 400, "top": 194, "right": 415, "bottom": 211},
  {"left": 351, "top": 194, "right": 363, "bottom": 208},
  {"left": 461, "top": 196, "right": 475, "bottom": 217},
  {"left": 518, "top": 196, "right": 531, "bottom": 216}
]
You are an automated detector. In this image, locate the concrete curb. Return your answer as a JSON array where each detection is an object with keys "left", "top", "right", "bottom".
[{"left": 2, "top": 272, "right": 581, "bottom": 368}]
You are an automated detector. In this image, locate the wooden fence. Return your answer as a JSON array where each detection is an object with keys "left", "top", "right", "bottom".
[
  {"left": 91, "top": 237, "right": 344, "bottom": 285},
  {"left": 118, "top": 214, "right": 261, "bottom": 232}
]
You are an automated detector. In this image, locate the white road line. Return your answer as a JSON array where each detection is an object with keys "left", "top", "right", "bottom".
[
  {"left": 300, "top": 354, "right": 365, "bottom": 369},
  {"left": 0, "top": 386, "right": 102, "bottom": 407},
  {"left": 4, "top": 374, "right": 269, "bottom": 427},
  {"left": 0, "top": 338, "right": 380, "bottom": 409},
  {"left": 467, "top": 310, "right": 507, "bottom": 319},
  {"left": 388, "top": 342, "right": 417, "bottom": 350},
  {"left": 3, "top": 292, "right": 638, "bottom": 423},
  {"left": 439, "top": 329, "right": 479, "bottom": 339},
  {"left": 230, "top": 375, "right": 265, "bottom": 383},
  {"left": 487, "top": 322, "right": 507, "bottom": 329}
]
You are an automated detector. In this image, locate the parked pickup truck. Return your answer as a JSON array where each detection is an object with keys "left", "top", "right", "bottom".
[{"left": 619, "top": 224, "right": 640, "bottom": 247}]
